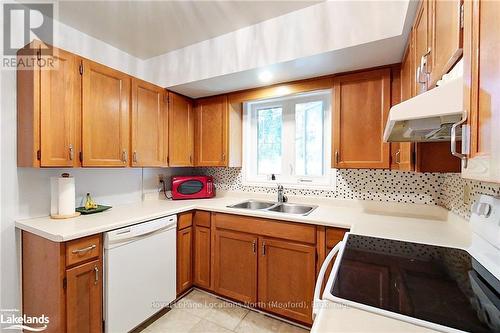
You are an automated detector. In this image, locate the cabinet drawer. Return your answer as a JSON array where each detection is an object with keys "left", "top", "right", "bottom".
[
  {"left": 194, "top": 211, "right": 211, "bottom": 228},
  {"left": 178, "top": 212, "right": 193, "bottom": 230},
  {"left": 214, "top": 213, "right": 316, "bottom": 244},
  {"left": 66, "top": 234, "right": 101, "bottom": 267}
]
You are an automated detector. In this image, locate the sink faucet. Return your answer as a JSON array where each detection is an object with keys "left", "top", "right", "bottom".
[{"left": 277, "top": 184, "right": 287, "bottom": 203}]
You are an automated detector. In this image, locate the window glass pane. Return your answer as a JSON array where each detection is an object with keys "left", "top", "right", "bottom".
[
  {"left": 295, "top": 101, "right": 324, "bottom": 176},
  {"left": 257, "top": 107, "right": 282, "bottom": 174}
]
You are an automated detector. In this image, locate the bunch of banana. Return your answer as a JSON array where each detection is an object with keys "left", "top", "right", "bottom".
[{"left": 84, "top": 193, "right": 98, "bottom": 210}]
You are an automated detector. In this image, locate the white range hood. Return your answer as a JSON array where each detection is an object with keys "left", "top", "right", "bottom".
[{"left": 383, "top": 71, "right": 465, "bottom": 143}]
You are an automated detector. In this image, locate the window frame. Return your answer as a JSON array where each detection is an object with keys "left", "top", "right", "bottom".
[{"left": 242, "top": 89, "right": 334, "bottom": 189}]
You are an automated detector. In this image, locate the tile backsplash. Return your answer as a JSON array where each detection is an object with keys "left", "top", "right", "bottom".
[
  {"left": 439, "top": 173, "right": 500, "bottom": 218},
  {"left": 196, "top": 167, "right": 500, "bottom": 219}
]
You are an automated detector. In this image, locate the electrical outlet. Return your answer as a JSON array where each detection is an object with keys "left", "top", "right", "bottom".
[
  {"left": 464, "top": 183, "right": 471, "bottom": 206},
  {"left": 158, "top": 174, "right": 165, "bottom": 184}
]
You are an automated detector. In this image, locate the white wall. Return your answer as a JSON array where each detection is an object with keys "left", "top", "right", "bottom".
[{"left": 144, "top": 0, "right": 411, "bottom": 88}]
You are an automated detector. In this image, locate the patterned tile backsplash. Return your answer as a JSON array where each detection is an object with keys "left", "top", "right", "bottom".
[{"left": 195, "top": 167, "right": 500, "bottom": 219}]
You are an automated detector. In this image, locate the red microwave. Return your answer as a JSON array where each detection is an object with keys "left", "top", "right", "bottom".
[{"left": 171, "top": 176, "right": 215, "bottom": 200}]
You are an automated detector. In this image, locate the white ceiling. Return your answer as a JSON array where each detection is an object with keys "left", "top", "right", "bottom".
[{"left": 57, "top": 0, "right": 321, "bottom": 59}]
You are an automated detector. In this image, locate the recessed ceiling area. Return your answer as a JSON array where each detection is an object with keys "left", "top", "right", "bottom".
[{"left": 57, "top": 0, "right": 321, "bottom": 59}]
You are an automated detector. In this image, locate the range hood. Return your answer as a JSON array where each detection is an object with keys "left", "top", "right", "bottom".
[{"left": 383, "top": 74, "right": 465, "bottom": 142}]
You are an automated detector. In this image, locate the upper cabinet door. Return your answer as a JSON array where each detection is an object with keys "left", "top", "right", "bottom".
[
  {"left": 131, "top": 79, "right": 167, "bottom": 167},
  {"left": 413, "top": 0, "right": 431, "bottom": 95},
  {"left": 40, "top": 48, "right": 81, "bottom": 167},
  {"left": 463, "top": 0, "right": 500, "bottom": 182},
  {"left": 82, "top": 60, "right": 130, "bottom": 167},
  {"left": 194, "top": 95, "right": 228, "bottom": 166},
  {"left": 168, "top": 92, "right": 194, "bottom": 166},
  {"left": 333, "top": 69, "right": 391, "bottom": 169},
  {"left": 428, "top": 0, "right": 463, "bottom": 87}
]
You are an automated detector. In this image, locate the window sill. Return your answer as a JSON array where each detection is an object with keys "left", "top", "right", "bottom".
[{"left": 241, "top": 176, "right": 336, "bottom": 191}]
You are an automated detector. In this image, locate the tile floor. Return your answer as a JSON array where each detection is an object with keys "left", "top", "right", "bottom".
[{"left": 143, "top": 289, "right": 310, "bottom": 333}]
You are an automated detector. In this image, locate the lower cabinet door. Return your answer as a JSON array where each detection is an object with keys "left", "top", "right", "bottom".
[
  {"left": 214, "top": 229, "right": 257, "bottom": 304},
  {"left": 66, "top": 259, "right": 102, "bottom": 333},
  {"left": 258, "top": 237, "right": 316, "bottom": 324},
  {"left": 177, "top": 226, "right": 193, "bottom": 295},
  {"left": 194, "top": 226, "right": 211, "bottom": 289}
]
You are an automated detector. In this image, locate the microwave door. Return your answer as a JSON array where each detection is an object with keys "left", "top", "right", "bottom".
[{"left": 177, "top": 180, "right": 204, "bottom": 196}]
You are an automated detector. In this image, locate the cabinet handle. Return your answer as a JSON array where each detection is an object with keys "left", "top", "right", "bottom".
[
  {"left": 451, "top": 114, "right": 468, "bottom": 168},
  {"left": 395, "top": 150, "right": 401, "bottom": 164},
  {"left": 262, "top": 241, "right": 266, "bottom": 256},
  {"left": 69, "top": 144, "right": 74, "bottom": 161},
  {"left": 94, "top": 266, "right": 99, "bottom": 285},
  {"left": 71, "top": 244, "right": 96, "bottom": 254},
  {"left": 133, "top": 151, "right": 137, "bottom": 163},
  {"left": 122, "top": 150, "right": 128, "bottom": 163},
  {"left": 335, "top": 151, "right": 339, "bottom": 164},
  {"left": 422, "top": 48, "right": 432, "bottom": 75},
  {"left": 252, "top": 240, "right": 256, "bottom": 254},
  {"left": 189, "top": 155, "right": 193, "bottom": 164}
]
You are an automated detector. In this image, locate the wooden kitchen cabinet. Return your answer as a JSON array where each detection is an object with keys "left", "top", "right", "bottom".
[
  {"left": 22, "top": 232, "right": 103, "bottom": 333},
  {"left": 177, "top": 215, "right": 193, "bottom": 295},
  {"left": 66, "top": 259, "right": 102, "bottom": 333},
  {"left": 333, "top": 69, "right": 391, "bottom": 169},
  {"left": 168, "top": 92, "right": 195, "bottom": 166},
  {"left": 193, "top": 211, "right": 211, "bottom": 289},
  {"left": 81, "top": 59, "right": 130, "bottom": 167},
  {"left": 413, "top": 0, "right": 463, "bottom": 92},
  {"left": 17, "top": 43, "right": 81, "bottom": 167},
  {"left": 194, "top": 95, "right": 228, "bottom": 166},
  {"left": 258, "top": 237, "right": 316, "bottom": 324},
  {"left": 214, "top": 229, "right": 258, "bottom": 303},
  {"left": 131, "top": 78, "right": 168, "bottom": 167},
  {"left": 462, "top": 0, "right": 500, "bottom": 182},
  {"left": 428, "top": 0, "right": 463, "bottom": 88},
  {"left": 413, "top": 0, "right": 431, "bottom": 95}
]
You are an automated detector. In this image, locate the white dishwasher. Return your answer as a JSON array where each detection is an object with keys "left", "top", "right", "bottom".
[{"left": 104, "top": 215, "right": 177, "bottom": 333}]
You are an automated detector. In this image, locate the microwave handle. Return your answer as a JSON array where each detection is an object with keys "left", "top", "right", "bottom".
[{"left": 313, "top": 241, "right": 342, "bottom": 321}]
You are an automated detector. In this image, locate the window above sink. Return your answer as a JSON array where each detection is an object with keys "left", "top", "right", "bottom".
[{"left": 242, "top": 90, "right": 335, "bottom": 189}]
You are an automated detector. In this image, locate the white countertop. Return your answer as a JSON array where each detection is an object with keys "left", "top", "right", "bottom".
[
  {"left": 15, "top": 191, "right": 460, "bottom": 243},
  {"left": 16, "top": 191, "right": 472, "bottom": 333}
]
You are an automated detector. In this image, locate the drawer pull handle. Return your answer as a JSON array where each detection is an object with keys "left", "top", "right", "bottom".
[{"left": 72, "top": 244, "right": 96, "bottom": 254}]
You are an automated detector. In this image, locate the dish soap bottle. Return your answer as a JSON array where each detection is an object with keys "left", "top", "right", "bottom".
[{"left": 84, "top": 193, "right": 97, "bottom": 210}]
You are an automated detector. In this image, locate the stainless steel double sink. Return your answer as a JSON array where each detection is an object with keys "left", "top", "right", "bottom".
[{"left": 227, "top": 200, "right": 318, "bottom": 216}]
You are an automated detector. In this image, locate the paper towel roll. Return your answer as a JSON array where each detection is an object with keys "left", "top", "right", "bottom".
[
  {"left": 57, "top": 176, "right": 75, "bottom": 216},
  {"left": 50, "top": 177, "right": 59, "bottom": 215}
]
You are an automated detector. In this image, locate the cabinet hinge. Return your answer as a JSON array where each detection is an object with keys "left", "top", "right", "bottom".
[
  {"left": 79, "top": 151, "right": 83, "bottom": 162},
  {"left": 79, "top": 64, "right": 83, "bottom": 75},
  {"left": 460, "top": 3, "right": 464, "bottom": 29},
  {"left": 63, "top": 277, "right": 67, "bottom": 290},
  {"left": 36, "top": 150, "right": 41, "bottom": 160}
]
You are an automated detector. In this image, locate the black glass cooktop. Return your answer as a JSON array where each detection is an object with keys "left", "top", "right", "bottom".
[{"left": 331, "top": 234, "right": 500, "bottom": 333}]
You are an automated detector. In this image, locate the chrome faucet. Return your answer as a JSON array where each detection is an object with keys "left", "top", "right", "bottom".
[{"left": 277, "top": 184, "right": 287, "bottom": 203}]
